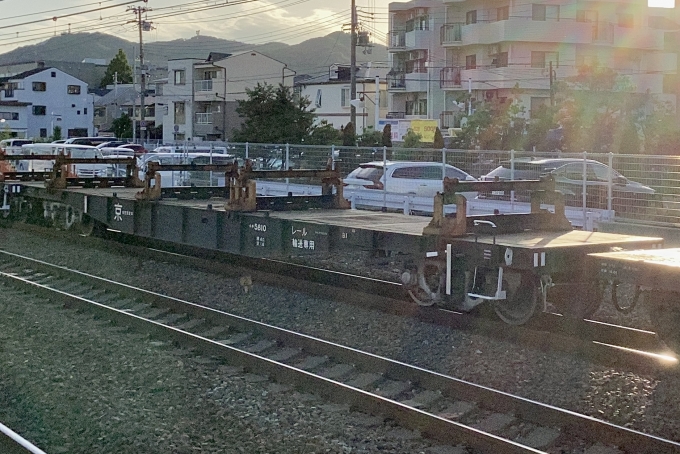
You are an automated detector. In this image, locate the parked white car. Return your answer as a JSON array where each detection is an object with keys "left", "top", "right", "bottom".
[{"left": 343, "top": 161, "right": 477, "bottom": 198}]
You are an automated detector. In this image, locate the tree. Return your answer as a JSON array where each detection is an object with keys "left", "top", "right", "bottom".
[
  {"left": 112, "top": 113, "right": 133, "bottom": 139},
  {"left": 451, "top": 96, "right": 526, "bottom": 151},
  {"left": 556, "top": 65, "right": 638, "bottom": 153},
  {"left": 357, "top": 126, "right": 382, "bottom": 147},
  {"left": 307, "top": 120, "right": 341, "bottom": 145},
  {"left": 432, "top": 127, "right": 444, "bottom": 149},
  {"left": 381, "top": 124, "right": 392, "bottom": 147},
  {"left": 341, "top": 122, "right": 356, "bottom": 146},
  {"left": 233, "top": 83, "right": 316, "bottom": 144},
  {"left": 402, "top": 129, "right": 422, "bottom": 148},
  {"left": 52, "top": 126, "right": 62, "bottom": 141},
  {"left": 100, "top": 49, "right": 133, "bottom": 88}
]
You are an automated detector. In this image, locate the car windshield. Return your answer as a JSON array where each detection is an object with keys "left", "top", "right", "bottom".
[{"left": 349, "top": 165, "right": 383, "bottom": 183}]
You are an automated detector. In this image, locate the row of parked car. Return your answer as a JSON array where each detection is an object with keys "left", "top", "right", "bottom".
[{"left": 343, "top": 159, "right": 656, "bottom": 213}]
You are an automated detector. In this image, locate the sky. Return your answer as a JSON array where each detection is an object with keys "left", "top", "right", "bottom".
[
  {"left": 0, "top": 0, "right": 675, "bottom": 54},
  {"left": 0, "top": 0, "right": 390, "bottom": 53}
]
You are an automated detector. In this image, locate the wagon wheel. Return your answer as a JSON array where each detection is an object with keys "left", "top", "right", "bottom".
[
  {"left": 406, "top": 259, "right": 445, "bottom": 307},
  {"left": 494, "top": 271, "right": 540, "bottom": 325},
  {"left": 551, "top": 281, "right": 603, "bottom": 319},
  {"left": 610, "top": 281, "right": 641, "bottom": 314},
  {"left": 648, "top": 291, "right": 680, "bottom": 353}
]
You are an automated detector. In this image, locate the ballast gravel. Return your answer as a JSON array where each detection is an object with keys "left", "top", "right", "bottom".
[{"left": 1, "top": 228, "right": 680, "bottom": 451}]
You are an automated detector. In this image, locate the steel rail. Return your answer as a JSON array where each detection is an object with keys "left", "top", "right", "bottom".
[
  {"left": 0, "top": 422, "right": 47, "bottom": 454},
  {"left": 1, "top": 251, "right": 679, "bottom": 453},
  {"left": 4, "top": 224, "right": 674, "bottom": 372}
]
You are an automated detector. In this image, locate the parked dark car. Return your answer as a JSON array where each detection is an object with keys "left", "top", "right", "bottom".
[{"left": 478, "top": 158, "right": 655, "bottom": 214}]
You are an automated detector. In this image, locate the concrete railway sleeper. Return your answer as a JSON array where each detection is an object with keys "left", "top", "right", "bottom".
[{"left": 1, "top": 252, "right": 679, "bottom": 453}]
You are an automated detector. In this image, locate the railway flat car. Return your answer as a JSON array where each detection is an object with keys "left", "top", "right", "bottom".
[{"left": 1, "top": 158, "right": 677, "bottom": 348}]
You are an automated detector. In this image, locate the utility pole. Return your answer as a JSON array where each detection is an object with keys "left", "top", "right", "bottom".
[
  {"left": 128, "top": 1, "right": 150, "bottom": 143},
  {"left": 549, "top": 60, "right": 554, "bottom": 107},
  {"left": 350, "top": 0, "right": 357, "bottom": 132}
]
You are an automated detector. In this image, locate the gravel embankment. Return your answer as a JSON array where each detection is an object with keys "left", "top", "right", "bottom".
[{"left": 1, "top": 227, "right": 680, "bottom": 451}]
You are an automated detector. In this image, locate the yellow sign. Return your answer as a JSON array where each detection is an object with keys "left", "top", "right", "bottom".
[{"left": 409, "top": 119, "right": 439, "bottom": 143}]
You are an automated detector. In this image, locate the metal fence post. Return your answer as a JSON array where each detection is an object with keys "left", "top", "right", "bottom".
[
  {"left": 510, "top": 149, "right": 515, "bottom": 207},
  {"left": 582, "top": 151, "right": 588, "bottom": 226},
  {"left": 331, "top": 145, "right": 336, "bottom": 170},
  {"left": 608, "top": 152, "right": 613, "bottom": 212},
  {"left": 245, "top": 142, "right": 249, "bottom": 160},
  {"left": 383, "top": 145, "right": 387, "bottom": 210},
  {"left": 285, "top": 143, "right": 290, "bottom": 193}
]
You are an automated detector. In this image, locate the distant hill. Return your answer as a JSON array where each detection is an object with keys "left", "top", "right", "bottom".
[{"left": 0, "top": 31, "right": 388, "bottom": 80}]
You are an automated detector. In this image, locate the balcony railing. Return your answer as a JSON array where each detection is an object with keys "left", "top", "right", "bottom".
[
  {"left": 194, "top": 80, "right": 214, "bottom": 92},
  {"left": 440, "top": 67, "right": 462, "bottom": 89},
  {"left": 195, "top": 112, "right": 213, "bottom": 124},
  {"left": 389, "top": 30, "right": 406, "bottom": 48},
  {"left": 387, "top": 73, "right": 406, "bottom": 89},
  {"left": 440, "top": 23, "right": 462, "bottom": 45}
]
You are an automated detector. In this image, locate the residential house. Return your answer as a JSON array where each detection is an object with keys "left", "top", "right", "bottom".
[
  {"left": 93, "top": 83, "right": 158, "bottom": 138},
  {"left": 388, "top": 0, "right": 680, "bottom": 132},
  {"left": 0, "top": 66, "right": 93, "bottom": 139},
  {"left": 158, "top": 51, "right": 295, "bottom": 143},
  {"left": 296, "top": 63, "right": 388, "bottom": 135}
]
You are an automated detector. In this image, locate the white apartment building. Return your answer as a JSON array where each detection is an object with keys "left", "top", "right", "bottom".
[
  {"left": 388, "top": 0, "right": 679, "bottom": 130},
  {"left": 387, "top": 0, "right": 448, "bottom": 125},
  {"left": 0, "top": 66, "right": 93, "bottom": 139},
  {"left": 296, "top": 63, "right": 388, "bottom": 134},
  {"left": 159, "top": 51, "right": 295, "bottom": 143}
]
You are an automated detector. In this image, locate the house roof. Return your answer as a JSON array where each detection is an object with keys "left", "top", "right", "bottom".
[
  {"left": 295, "top": 64, "right": 388, "bottom": 86},
  {"left": 0, "top": 67, "right": 52, "bottom": 83}
]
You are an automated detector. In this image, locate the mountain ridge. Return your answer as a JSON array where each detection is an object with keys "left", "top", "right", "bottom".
[{"left": 0, "top": 31, "right": 387, "bottom": 77}]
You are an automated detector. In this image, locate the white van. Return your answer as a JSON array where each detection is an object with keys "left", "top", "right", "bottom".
[
  {"left": 0, "top": 139, "right": 33, "bottom": 155},
  {"left": 56, "top": 144, "right": 127, "bottom": 178},
  {"left": 15, "top": 143, "right": 61, "bottom": 172}
]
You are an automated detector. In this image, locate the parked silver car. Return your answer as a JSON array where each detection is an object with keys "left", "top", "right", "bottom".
[{"left": 479, "top": 158, "right": 655, "bottom": 213}]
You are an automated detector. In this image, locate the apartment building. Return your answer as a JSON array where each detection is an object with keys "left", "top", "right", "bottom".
[
  {"left": 0, "top": 66, "right": 93, "bottom": 139},
  {"left": 387, "top": 0, "right": 448, "bottom": 125},
  {"left": 388, "top": 0, "right": 679, "bottom": 131},
  {"left": 296, "top": 63, "right": 388, "bottom": 134},
  {"left": 159, "top": 51, "right": 295, "bottom": 143}
]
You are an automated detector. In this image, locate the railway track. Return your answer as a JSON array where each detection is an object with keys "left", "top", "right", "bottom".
[{"left": 1, "top": 250, "right": 678, "bottom": 453}]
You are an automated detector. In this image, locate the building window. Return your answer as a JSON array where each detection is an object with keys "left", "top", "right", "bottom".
[
  {"left": 494, "top": 52, "right": 508, "bottom": 68},
  {"left": 174, "top": 70, "right": 186, "bottom": 85},
  {"left": 51, "top": 72, "right": 56, "bottom": 77},
  {"left": 532, "top": 4, "right": 559, "bottom": 21},
  {"left": 340, "top": 87, "right": 350, "bottom": 107},
  {"left": 0, "top": 112, "right": 19, "bottom": 121},
  {"left": 67, "top": 85, "right": 81, "bottom": 94},
  {"left": 203, "top": 70, "right": 217, "bottom": 80},
  {"left": 465, "top": 54, "right": 476, "bottom": 70},
  {"left": 576, "top": 10, "right": 597, "bottom": 23},
  {"left": 466, "top": 10, "right": 477, "bottom": 25},
  {"left": 174, "top": 102, "right": 186, "bottom": 124},
  {"left": 618, "top": 14, "right": 633, "bottom": 28},
  {"left": 84, "top": 108, "right": 88, "bottom": 115},
  {"left": 33, "top": 106, "right": 46, "bottom": 115},
  {"left": 32, "top": 82, "right": 46, "bottom": 91},
  {"left": 405, "top": 99, "right": 427, "bottom": 116},
  {"left": 77, "top": 110, "right": 81, "bottom": 115},
  {"left": 531, "top": 51, "right": 558, "bottom": 68},
  {"left": 40, "top": 128, "right": 47, "bottom": 138},
  {"left": 497, "top": 6, "right": 509, "bottom": 21}
]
